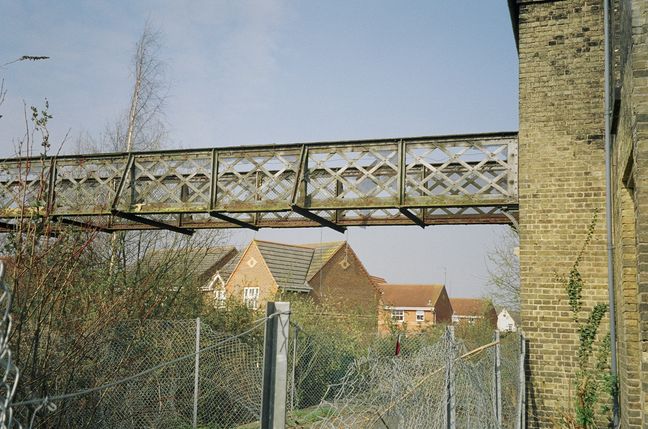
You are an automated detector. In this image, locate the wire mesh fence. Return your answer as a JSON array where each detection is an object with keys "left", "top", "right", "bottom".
[
  {"left": 2, "top": 302, "right": 525, "bottom": 429},
  {"left": 286, "top": 325, "right": 525, "bottom": 429},
  {"left": 14, "top": 318, "right": 266, "bottom": 429},
  {"left": 0, "top": 262, "right": 22, "bottom": 429}
]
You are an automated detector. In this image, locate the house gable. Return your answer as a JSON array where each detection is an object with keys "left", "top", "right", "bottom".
[
  {"left": 308, "top": 244, "right": 379, "bottom": 313},
  {"left": 224, "top": 241, "right": 279, "bottom": 308}
]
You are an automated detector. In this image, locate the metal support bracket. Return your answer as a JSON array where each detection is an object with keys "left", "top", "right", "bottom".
[
  {"left": 111, "top": 210, "right": 194, "bottom": 236},
  {"left": 291, "top": 204, "right": 346, "bottom": 233},
  {"left": 209, "top": 211, "right": 259, "bottom": 231},
  {"left": 501, "top": 207, "right": 519, "bottom": 232},
  {"left": 399, "top": 207, "right": 426, "bottom": 228},
  {"left": 54, "top": 217, "right": 112, "bottom": 233},
  {"left": 0, "top": 221, "right": 17, "bottom": 232}
]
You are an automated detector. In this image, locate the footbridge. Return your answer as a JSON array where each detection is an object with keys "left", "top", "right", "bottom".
[{"left": 0, "top": 132, "right": 518, "bottom": 235}]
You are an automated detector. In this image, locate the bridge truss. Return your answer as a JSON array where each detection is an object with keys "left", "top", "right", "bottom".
[{"left": 0, "top": 132, "right": 518, "bottom": 235}]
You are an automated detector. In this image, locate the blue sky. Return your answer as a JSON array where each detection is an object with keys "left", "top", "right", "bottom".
[{"left": 0, "top": 1, "right": 518, "bottom": 298}]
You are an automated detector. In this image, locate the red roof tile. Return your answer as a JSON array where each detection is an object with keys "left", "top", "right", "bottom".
[{"left": 379, "top": 284, "right": 445, "bottom": 308}]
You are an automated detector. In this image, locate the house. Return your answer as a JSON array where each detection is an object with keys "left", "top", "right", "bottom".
[
  {"left": 223, "top": 239, "right": 379, "bottom": 313},
  {"left": 377, "top": 283, "right": 453, "bottom": 333},
  {"left": 141, "top": 246, "right": 240, "bottom": 297},
  {"left": 497, "top": 308, "right": 519, "bottom": 332},
  {"left": 449, "top": 298, "right": 497, "bottom": 326}
]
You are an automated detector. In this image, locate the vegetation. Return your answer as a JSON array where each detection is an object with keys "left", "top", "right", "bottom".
[
  {"left": 487, "top": 227, "right": 520, "bottom": 311},
  {"left": 558, "top": 212, "right": 615, "bottom": 429}
]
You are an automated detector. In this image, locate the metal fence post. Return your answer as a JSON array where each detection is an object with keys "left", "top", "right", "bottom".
[
  {"left": 261, "top": 302, "right": 291, "bottom": 429},
  {"left": 445, "top": 326, "right": 456, "bottom": 429},
  {"left": 516, "top": 332, "right": 527, "bottom": 429},
  {"left": 290, "top": 324, "right": 299, "bottom": 413},
  {"left": 494, "top": 330, "right": 502, "bottom": 428},
  {"left": 193, "top": 317, "right": 201, "bottom": 429}
]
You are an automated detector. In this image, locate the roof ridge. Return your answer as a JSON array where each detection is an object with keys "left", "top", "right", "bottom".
[
  {"left": 299, "top": 240, "right": 346, "bottom": 247},
  {"left": 252, "top": 239, "right": 315, "bottom": 250},
  {"left": 380, "top": 283, "right": 445, "bottom": 287}
]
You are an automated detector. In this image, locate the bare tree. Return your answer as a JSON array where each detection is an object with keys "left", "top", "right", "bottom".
[
  {"left": 123, "top": 24, "right": 167, "bottom": 152},
  {"left": 486, "top": 227, "right": 520, "bottom": 311},
  {"left": 80, "top": 23, "right": 167, "bottom": 154}
]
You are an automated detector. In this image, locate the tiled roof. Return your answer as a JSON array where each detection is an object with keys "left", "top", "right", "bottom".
[
  {"left": 216, "top": 250, "right": 243, "bottom": 285},
  {"left": 379, "top": 284, "right": 445, "bottom": 308},
  {"left": 255, "top": 240, "right": 314, "bottom": 292},
  {"left": 370, "top": 275, "right": 387, "bottom": 285},
  {"left": 301, "top": 241, "right": 345, "bottom": 279},
  {"left": 143, "top": 246, "right": 238, "bottom": 278},
  {"left": 449, "top": 298, "right": 490, "bottom": 317}
]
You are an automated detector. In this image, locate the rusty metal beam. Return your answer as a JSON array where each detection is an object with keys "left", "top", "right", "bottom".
[
  {"left": 399, "top": 208, "right": 426, "bottom": 228},
  {"left": 291, "top": 205, "right": 346, "bottom": 234},
  {"left": 111, "top": 210, "right": 194, "bottom": 236},
  {"left": 209, "top": 212, "right": 259, "bottom": 231},
  {"left": 0, "top": 221, "right": 17, "bottom": 232},
  {"left": 54, "top": 217, "right": 112, "bottom": 233}
]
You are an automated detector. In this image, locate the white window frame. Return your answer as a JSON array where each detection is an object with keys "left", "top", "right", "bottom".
[
  {"left": 391, "top": 309, "right": 404, "bottom": 322},
  {"left": 243, "top": 287, "right": 260, "bottom": 310},
  {"left": 215, "top": 289, "right": 226, "bottom": 308},
  {"left": 416, "top": 310, "right": 425, "bottom": 322}
]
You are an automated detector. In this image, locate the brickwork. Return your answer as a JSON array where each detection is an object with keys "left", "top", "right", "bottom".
[
  {"left": 308, "top": 245, "right": 379, "bottom": 314},
  {"left": 224, "top": 242, "right": 278, "bottom": 308},
  {"left": 517, "top": 0, "right": 610, "bottom": 426},
  {"left": 611, "top": 0, "right": 648, "bottom": 426}
]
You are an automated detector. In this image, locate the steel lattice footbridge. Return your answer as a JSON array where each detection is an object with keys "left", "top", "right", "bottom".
[{"left": 0, "top": 132, "right": 518, "bottom": 235}]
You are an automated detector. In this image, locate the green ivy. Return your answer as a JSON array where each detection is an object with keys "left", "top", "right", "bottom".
[{"left": 560, "top": 211, "right": 614, "bottom": 429}]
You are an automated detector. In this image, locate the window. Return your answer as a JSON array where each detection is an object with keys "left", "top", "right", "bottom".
[
  {"left": 416, "top": 310, "right": 425, "bottom": 322},
  {"left": 215, "top": 289, "right": 226, "bottom": 308},
  {"left": 243, "top": 287, "right": 260, "bottom": 309},
  {"left": 391, "top": 309, "right": 404, "bottom": 322}
]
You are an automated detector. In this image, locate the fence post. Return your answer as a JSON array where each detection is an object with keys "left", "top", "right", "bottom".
[
  {"left": 516, "top": 331, "right": 526, "bottom": 429},
  {"left": 494, "top": 330, "right": 502, "bottom": 428},
  {"left": 192, "top": 317, "right": 201, "bottom": 429},
  {"left": 261, "top": 301, "right": 291, "bottom": 429},
  {"left": 445, "top": 326, "right": 456, "bottom": 429},
  {"left": 290, "top": 324, "right": 299, "bottom": 413}
]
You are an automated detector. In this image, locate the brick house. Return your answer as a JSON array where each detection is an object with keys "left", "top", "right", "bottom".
[
  {"left": 377, "top": 284, "right": 453, "bottom": 333},
  {"left": 449, "top": 298, "right": 497, "bottom": 326},
  {"left": 223, "top": 239, "right": 379, "bottom": 313}
]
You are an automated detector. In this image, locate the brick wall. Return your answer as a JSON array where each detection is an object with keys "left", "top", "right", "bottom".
[
  {"left": 517, "top": 0, "right": 609, "bottom": 426},
  {"left": 309, "top": 245, "right": 379, "bottom": 314},
  {"left": 435, "top": 287, "right": 453, "bottom": 324},
  {"left": 224, "top": 242, "right": 278, "bottom": 308},
  {"left": 611, "top": 0, "right": 648, "bottom": 426}
]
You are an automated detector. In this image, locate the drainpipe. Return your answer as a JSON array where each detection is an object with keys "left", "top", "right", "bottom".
[{"left": 603, "top": 0, "right": 620, "bottom": 426}]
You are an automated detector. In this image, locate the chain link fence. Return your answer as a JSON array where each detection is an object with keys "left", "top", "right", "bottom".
[
  {"left": 14, "top": 318, "right": 266, "bottom": 429},
  {"left": 0, "top": 262, "right": 22, "bottom": 429},
  {"left": 2, "top": 302, "right": 525, "bottom": 429},
  {"left": 286, "top": 325, "right": 525, "bottom": 429}
]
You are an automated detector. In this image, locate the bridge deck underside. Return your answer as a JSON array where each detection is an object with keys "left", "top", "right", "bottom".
[{"left": 0, "top": 133, "right": 518, "bottom": 233}]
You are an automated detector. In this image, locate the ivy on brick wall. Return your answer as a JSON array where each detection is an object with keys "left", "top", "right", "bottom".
[{"left": 559, "top": 211, "right": 614, "bottom": 429}]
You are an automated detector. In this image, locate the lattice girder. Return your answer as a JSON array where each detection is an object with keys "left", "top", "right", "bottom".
[{"left": 0, "top": 132, "right": 518, "bottom": 231}]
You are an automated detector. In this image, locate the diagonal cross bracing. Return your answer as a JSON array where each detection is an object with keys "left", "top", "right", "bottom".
[{"left": 0, "top": 132, "right": 518, "bottom": 232}]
